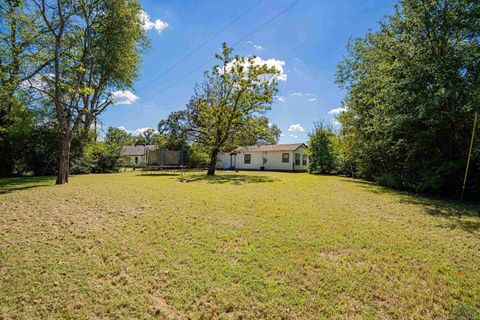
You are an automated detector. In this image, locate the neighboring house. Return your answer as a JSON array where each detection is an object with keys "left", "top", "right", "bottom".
[
  {"left": 219, "top": 143, "right": 308, "bottom": 172},
  {"left": 122, "top": 145, "right": 157, "bottom": 166}
]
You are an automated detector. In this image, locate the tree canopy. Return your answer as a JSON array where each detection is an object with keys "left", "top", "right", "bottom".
[
  {"left": 158, "top": 43, "right": 282, "bottom": 175},
  {"left": 336, "top": 0, "right": 480, "bottom": 197}
]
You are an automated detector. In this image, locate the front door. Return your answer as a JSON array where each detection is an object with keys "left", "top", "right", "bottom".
[{"left": 230, "top": 154, "right": 236, "bottom": 169}]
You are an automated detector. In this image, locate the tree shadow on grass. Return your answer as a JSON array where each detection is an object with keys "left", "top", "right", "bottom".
[
  {"left": 178, "top": 174, "right": 275, "bottom": 185},
  {"left": 136, "top": 172, "right": 181, "bottom": 177},
  {"left": 339, "top": 177, "right": 480, "bottom": 233},
  {"left": 0, "top": 176, "right": 55, "bottom": 195},
  {"left": 401, "top": 197, "right": 480, "bottom": 234}
]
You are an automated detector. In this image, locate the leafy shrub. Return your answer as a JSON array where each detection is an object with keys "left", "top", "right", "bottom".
[
  {"left": 70, "top": 157, "right": 93, "bottom": 175},
  {"left": 186, "top": 144, "right": 210, "bottom": 168},
  {"left": 307, "top": 121, "right": 338, "bottom": 174},
  {"left": 90, "top": 145, "right": 124, "bottom": 173},
  {"left": 85, "top": 142, "right": 124, "bottom": 173}
]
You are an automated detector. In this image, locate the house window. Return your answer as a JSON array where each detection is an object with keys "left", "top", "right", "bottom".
[
  {"left": 302, "top": 155, "right": 307, "bottom": 166},
  {"left": 295, "top": 153, "right": 300, "bottom": 165},
  {"left": 282, "top": 153, "right": 289, "bottom": 163},
  {"left": 244, "top": 154, "right": 251, "bottom": 164}
]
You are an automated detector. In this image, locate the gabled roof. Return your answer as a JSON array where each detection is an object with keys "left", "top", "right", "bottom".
[
  {"left": 232, "top": 143, "right": 306, "bottom": 153},
  {"left": 122, "top": 145, "right": 156, "bottom": 156}
]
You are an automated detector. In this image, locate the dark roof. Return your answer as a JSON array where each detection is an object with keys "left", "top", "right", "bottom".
[
  {"left": 122, "top": 145, "right": 156, "bottom": 156},
  {"left": 232, "top": 143, "right": 306, "bottom": 153}
]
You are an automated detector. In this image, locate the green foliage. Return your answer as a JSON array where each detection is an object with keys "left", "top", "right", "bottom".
[
  {"left": 8, "top": 106, "right": 59, "bottom": 176},
  {"left": 227, "top": 116, "right": 281, "bottom": 147},
  {"left": 307, "top": 121, "right": 338, "bottom": 174},
  {"left": 158, "top": 43, "right": 281, "bottom": 175},
  {"left": 336, "top": 0, "right": 480, "bottom": 197},
  {"left": 0, "top": 0, "right": 50, "bottom": 176},
  {"left": 87, "top": 143, "right": 124, "bottom": 173},
  {"left": 105, "top": 126, "right": 133, "bottom": 146},
  {"left": 71, "top": 142, "right": 124, "bottom": 174},
  {"left": 186, "top": 144, "right": 210, "bottom": 168},
  {"left": 132, "top": 128, "right": 158, "bottom": 146}
]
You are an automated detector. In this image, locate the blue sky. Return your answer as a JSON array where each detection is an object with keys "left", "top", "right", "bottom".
[{"left": 102, "top": 0, "right": 396, "bottom": 143}]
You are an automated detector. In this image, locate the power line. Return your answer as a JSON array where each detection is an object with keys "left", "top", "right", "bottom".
[
  {"left": 137, "top": 0, "right": 264, "bottom": 93},
  {"left": 107, "top": 0, "right": 299, "bottom": 125},
  {"left": 141, "top": 0, "right": 299, "bottom": 104}
]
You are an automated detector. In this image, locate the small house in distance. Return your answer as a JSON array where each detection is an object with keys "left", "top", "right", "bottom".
[
  {"left": 219, "top": 143, "right": 308, "bottom": 171},
  {"left": 122, "top": 145, "right": 157, "bottom": 166}
]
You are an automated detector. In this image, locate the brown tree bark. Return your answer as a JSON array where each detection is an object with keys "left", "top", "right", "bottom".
[
  {"left": 207, "top": 148, "right": 219, "bottom": 176},
  {"left": 0, "top": 110, "right": 14, "bottom": 177},
  {"left": 56, "top": 133, "right": 71, "bottom": 184},
  {"left": 0, "top": 141, "right": 14, "bottom": 177}
]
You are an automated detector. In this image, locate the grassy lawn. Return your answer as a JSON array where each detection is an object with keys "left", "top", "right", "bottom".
[{"left": 0, "top": 171, "right": 479, "bottom": 319}]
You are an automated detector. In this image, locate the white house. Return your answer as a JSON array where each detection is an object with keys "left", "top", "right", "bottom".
[{"left": 219, "top": 143, "right": 308, "bottom": 172}]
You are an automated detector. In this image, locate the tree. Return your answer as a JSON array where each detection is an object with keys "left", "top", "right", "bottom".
[
  {"left": 76, "top": 0, "right": 148, "bottom": 140},
  {"left": 105, "top": 127, "right": 133, "bottom": 146},
  {"left": 336, "top": 0, "right": 480, "bottom": 197},
  {"left": 31, "top": 0, "right": 146, "bottom": 184},
  {"left": 307, "top": 121, "right": 337, "bottom": 174},
  {"left": 132, "top": 128, "right": 158, "bottom": 145},
  {"left": 0, "top": 0, "right": 50, "bottom": 176},
  {"left": 227, "top": 116, "right": 281, "bottom": 147},
  {"left": 158, "top": 43, "right": 282, "bottom": 175}
]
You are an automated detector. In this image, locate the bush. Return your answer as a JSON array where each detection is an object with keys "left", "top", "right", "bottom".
[
  {"left": 70, "top": 157, "right": 93, "bottom": 174},
  {"left": 307, "top": 121, "right": 338, "bottom": 174},
  {"left": 69, "top": 142, "right": 124, "bottom": 175},
  {"left": 10, "top": 123, "right": 59, "bottom": 176},
  {"left": 90, "top": 146, "right": 124, "bottom": 173},
  {"left": 186, "top": 144, "right": 210, "bottom": 168},
  {"left": 86, "top": 142, "right": 124, "bottom": 173}
]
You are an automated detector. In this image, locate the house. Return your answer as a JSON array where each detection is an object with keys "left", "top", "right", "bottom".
[
  {"left": 122, "top": 145, "right": 157, "bottom": 166},
  {"left": 219, "top": 143, "right": 308, "bottom": 171}
]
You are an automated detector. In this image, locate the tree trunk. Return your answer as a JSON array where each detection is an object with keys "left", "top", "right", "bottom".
[
  {"left": 0, "top": 110, "right": 14, "bottom": 177},
  {"left": 207, "top": 148, "right": 219, "bottom": 176},
  {"left": 0, "top": 142, "right": 14, "bottom": 177},
  {"left": 56, "top": 134, "right": 71, "bottom": 184}
]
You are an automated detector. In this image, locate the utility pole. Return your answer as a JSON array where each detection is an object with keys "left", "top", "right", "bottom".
[{"left": 460, "top": 105, "right": 479, "bottom": 201}]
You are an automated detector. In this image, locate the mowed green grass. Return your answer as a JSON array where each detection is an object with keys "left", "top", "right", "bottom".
[{"left": 0, "top": 171, "right": 478, "bottom": 319}]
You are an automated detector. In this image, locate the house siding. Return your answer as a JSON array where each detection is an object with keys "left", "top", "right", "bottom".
[{"left": 219, "top": 146, "right": 308, "bottom": 171}]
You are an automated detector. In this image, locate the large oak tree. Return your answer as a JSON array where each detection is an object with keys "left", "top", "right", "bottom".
[
  {"left": 31, "top": 0, "right": 146, "bottom": 184},
  {"left": 158, "top": 43, "right": 282, "bottom": 175}
]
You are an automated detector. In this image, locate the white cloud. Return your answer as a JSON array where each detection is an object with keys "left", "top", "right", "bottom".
[
  {"left": 246, "top": 41, "right": 263, "bottom": 50},
  {"left": 290, "top": 92, "right": 317, "bottom": 102},
  {"left": 133, "top": 127, "right": 158, "bottom": 136},
  {"left": 288, "top": 123, "right": 305, "bottom": 133},
  {"left": 330, "top": 119, "right": 341, "bottom": 126},
  {"left": 328, "top": 107, "right": 347, "bottom": 115},
  {"left": 118, "top": 126, "right": 158, "bottom": 136},
  {"left": 111, "top": 90, "right": 139, "bottom": 105},
  {"left": 139, "top": 10, "right": 169, "bottom": 34},
  {"left": 222, "top": 56, "right": 287, "bottom": 82},
  {"left": 22, "top": 73, "right": 53, "bottom": 94},
  {"left": 274, "top": 95, "right": 285, "bottom": 102}
]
